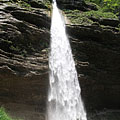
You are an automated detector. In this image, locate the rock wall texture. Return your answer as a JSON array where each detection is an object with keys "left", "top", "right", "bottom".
[
  {"left": 0, "top": 2, "right": 50, "bottom": 119},
  {"left": 0, "top": 0, "right": 120, "bottom": 120},
  {"left": 56, "top": 0, "right": 97, "bottom": 11},
  {"left": 67, "top": 24, "right": 120, "bottom": 110}
]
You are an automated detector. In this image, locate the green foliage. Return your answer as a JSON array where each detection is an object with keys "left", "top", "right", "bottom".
[
  {"left": 8, "top": 0, "right": 51, "bottom": 10},
  {"left": 85, "top": 0, "right": 103, "bottom": 5},
  {"left": 86, "top": 1, "right": 101, "bottom": 10},
  {"left": 84, "top": 10, "right": 118, "bottom": 19},
  {"left": 7, "top": 0, "right": 31, "bottom": 10},
  {"left": 64, "top": 10, "right": 93, "bottom": 25},
  {"left": 14, "top": 0, "right": 31, "bottom": 9},
  {"left": 64, "top": 9, "right": 118, "bottom": 25},
  {"left": 9, "top": 45, "right": 28, "bottom": 56},
  {"left": 0, "top": 39, "right": 12, "bottom": 44},
  {"left": 85, "top": 0, "right": 120, "bottom": 14},
  {"left": 102, "top": 0, "right": 120, "bottom": 13},
  {"left": 0, "top": 108, "right": 22, "bottom": 120},
  {"left": 9, "top": 45, "right": 20, "bottom": 52},
  {"left": 0, "top": 108, "right": 13, "bottom": 120},
  {"left": 43, "top": 0, "right": 51, "bottom": 10}
]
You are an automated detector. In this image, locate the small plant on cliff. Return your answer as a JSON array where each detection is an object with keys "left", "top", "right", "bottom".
[
  {"left": 43, "top": 0, "right": 51, "bottom": 10},
  {"left": 64, "top": 9, "right": 118, "bottom": 25},
  {"left": 84, "top": 10, "right": 118, "bottom": 19},
  {"left": 0, "top": 107, "right": 22, "bottom": 120},
  {"left": 0, "top": 108, "right": 13, "bottom": 120},
  {"left": 64, "top": 10, "right": 93, "bottom": 25},
  {"left": 9, "top": 45, "right": 20, "bottom": 53},
  {"left": 9, "top": 0, "right": 31, "bottom": 10},
  {"left": 85, "top": 0, "right": 120, "bottom": 14}
]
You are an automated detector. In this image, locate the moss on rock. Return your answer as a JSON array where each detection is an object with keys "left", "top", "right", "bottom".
[{"left": 64, "top": 9, "right": 118, "bottom": 25}]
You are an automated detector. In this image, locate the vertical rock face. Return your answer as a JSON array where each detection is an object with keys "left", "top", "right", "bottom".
[
  {"left": 0, "top": 0, "right": 120, "bottom": 119},
  {"left": 0, "top": 2, "right": 50, "bottom": 120},
  {"left": 56, "top": 0, "right": 97, "bottom": 11},
  {"left": 56, "top": 0, "right": 84, "bottom": 3},
  {"left": 56, "top": 0, "right": 87, "bottom": 10},
  {"left": 67, "top": 24, "right": 120, "bottom": 110}
]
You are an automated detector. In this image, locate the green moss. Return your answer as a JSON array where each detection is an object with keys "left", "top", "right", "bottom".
[
  {"left": 0, "top": 107, "right": 22, "bottom": 120},
  {"left": 14, "top": 0, "right": 31, "bottom": 10},
  {"left": 43, "top": 0, "right": 51, "bottom": 10},
  {"left": 3, "top": 0, "right": 31, "bottom": 10},
  {"left": 64, "top": 9, "right": 118, "bottom": 25},
  {"left": 0, "top": 39, "right": 12, "bottom": 44},
  {"left": 84, "top": 10, "right": 118, "bottom": 19},
  {"left": 85, "top": 1, "right": 101, "bottom": 10},
  {"left": 9, "top": 45, "right": 20, "bottom": 52},
  {"left": 64, "top": 10, "right": 93, "bottom": 25}
]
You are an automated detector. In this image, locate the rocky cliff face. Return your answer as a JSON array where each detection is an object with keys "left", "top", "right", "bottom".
[
  {"left": 67, "top": 24, "right": 120, "bottom": 110},
  {"left": 0, "top": 1, "right": 50, "bottom": 119},
  {"left": 56, "top": 0, "right": 97, "bottom": 11},
  {"left": 0, "top": 0, "right": 120, "bottom": 120}
]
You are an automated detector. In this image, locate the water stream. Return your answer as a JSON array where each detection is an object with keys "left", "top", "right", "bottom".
[{"left": 46, "top": 1, "right": 87, "bottom": 120}]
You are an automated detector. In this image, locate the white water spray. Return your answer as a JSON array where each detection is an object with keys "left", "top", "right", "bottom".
[{"left": 46, "top": 1, "right": 87, "bottom": 120}]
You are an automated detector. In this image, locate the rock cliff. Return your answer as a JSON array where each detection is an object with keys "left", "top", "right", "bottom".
[
  {"left": 56, "top": 0, "right": 97, "bottom": 11},
  {"left": 0, "top": 0, "right": 120, "bottom": 120},
  {"left": 67, "top": 24, "right": 120, "bottom": 110},
  {"left": 0, "top": 1, "right": 50, "bottom": 119}
]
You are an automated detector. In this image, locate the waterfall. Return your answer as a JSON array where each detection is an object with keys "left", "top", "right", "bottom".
[{"left": 46, "top": 1, "right": 87, "bottom": 120}]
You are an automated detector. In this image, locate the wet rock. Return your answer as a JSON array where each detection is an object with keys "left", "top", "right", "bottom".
[
  {"left": 0, "top": 4, "right": 50, "bottom": 55},
  {"left": 29, "top": 0, "right": 48, "bottom": 9},
  {"left": 56, "top": 0, "right": 98, "bottom": 11},
  {"left": 67, "top": 24, "right": 120, "bottom": 110},
  {"left": 0, "top": 3, "right": 50, "bottom": 119},
  {"left": 0, "top": 1, "right": 120, "bottom": 119},
  {"left": 11, "top": 10, "right": 50, "bottom": 28},
  {"left": 89, "top": 17, "right": 120, "bottom": 27}
]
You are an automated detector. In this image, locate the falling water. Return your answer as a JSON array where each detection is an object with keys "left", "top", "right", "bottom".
[{"left": 46, "top": 1, "right": 87, "bottom": 120}]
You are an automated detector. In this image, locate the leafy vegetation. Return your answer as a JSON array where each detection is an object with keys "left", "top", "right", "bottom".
[
  {"left": 64, "top": 0, "right": 119, "bottom": 26},
  {"left": 43, "top": 0, "right": 51, "bottom": 10},
  {"left": 64, "top": 10, "right": 93, "bottom": 25},
  {"left": 0, "top": 108, "right": 13, "bottom": 120},
  {"left": 4, "top": 0, "right": 51, "bottom": 10},
  {"left": 64, "top": 9, "right": 118, "bottom": 25},
  {"left": 5, "top": 0, "right": 31, "bottom": 10},
  {"left": 83, "top": 10, "right": 118, "bottom": 19},
  {"left": 15, "top": 1, "right": 31, "bottom": 9},
  {"left": 85, "top": 0, "right": 120, "bottom": 14}
]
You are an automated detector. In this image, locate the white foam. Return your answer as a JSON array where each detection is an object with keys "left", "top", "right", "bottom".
[{"left": 46, "top": 1, "right": 87, "bottom": 120}]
